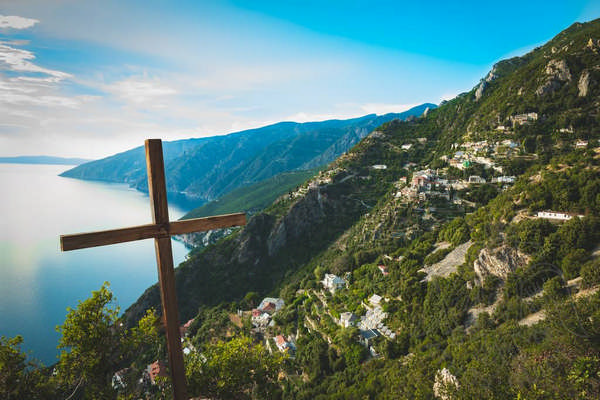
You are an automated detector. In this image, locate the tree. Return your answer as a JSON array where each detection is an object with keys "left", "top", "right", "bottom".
[
  {"left": 126, "top": 308, "right": 163, "bottom": 371},
  {"left": 0, "top": 335, "right": 55, "bottom": 399},
  {"left": 55, "top": 282, "right": 123, "bottom": 399},
  {"left": 186, "top": 336, "right": 284, "bottom": 400},
  {"left": 243, "top": 291, "right": 261, "bottom": 309},
  {"left": 439, "top": 217, "right": 470, "bottom": 246}
]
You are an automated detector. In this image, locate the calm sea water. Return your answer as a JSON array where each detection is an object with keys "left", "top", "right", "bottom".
[{"left": 0, "top": 163, "right": 189, "bottom": 365}]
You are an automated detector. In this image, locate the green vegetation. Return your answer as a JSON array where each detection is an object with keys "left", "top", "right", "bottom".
[
  {"left": 182, "top": 169, "right": 319, "bottom": 219},
  {"left": 186, "top": 336, "right": 284, "bottom": 400}
]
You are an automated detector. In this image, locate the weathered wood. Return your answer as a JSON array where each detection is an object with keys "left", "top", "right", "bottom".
[
  {"left": 60, "top": 213, "right": 246, "bottom": 251},
  {"left": 169, "top": 213, "right": 246, "bottom": 235},
  {"left": 60, "top": 224, "right": 165, "bottom": 251},
  {"left": 60, "top": 139, "right": 246, "bottom": 400},
  {"left": 154, "top": 236, "right": 188, "bottom": 400},
  {"left": 146, "top": 139, "right": 170, "bottom": 225},
  {"left": 145, "top": 139, "right": 188, "bottom": 400}
]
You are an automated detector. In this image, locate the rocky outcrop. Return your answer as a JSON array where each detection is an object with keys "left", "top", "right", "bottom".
[
  {"left": 474, "top": 81, "right": 487, "bottom": 101},
  {"left": 176, "top": 227, "right": 233, "bottom": 249},
  {"left": 433, "top": 368, "right": 459, "bottom": 400},
  {"left": 473, "top": 246, "right": 529, "bottom": 284},
  {"left": 587, "top": 38, "right": 600, "bottom": 52},
  {"left": 578, "top": 70, "right": 591, "bottom": 97},
  {"left": 546, "top": 59, "right": 572, "bottom": 81},
  {"left": 474, "top": 68, "right": 498, "bottom": 101},
  {"left": 536, "top": 59, "right": 572, "bottom": 96}
]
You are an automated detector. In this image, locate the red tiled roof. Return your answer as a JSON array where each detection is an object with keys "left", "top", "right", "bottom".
[
  {"left": 275, "top": 335, "right": 286, "bottom": 346},
  {"left": 261, "top": 302, "right": 276, "bottom": 312},
  {"left": 148, "top": 360, "right": 168, "bottom": 384}
]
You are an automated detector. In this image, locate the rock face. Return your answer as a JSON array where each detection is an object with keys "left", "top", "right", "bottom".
[
  {"left": 578, "top": 70, "right": 591, "bottom": 97},
  {"left": 177, "top": 227, "right": 233, "bottom": 249},
  {"left": 474, "top": 67, "right": 498, "bottom": 101},
  {"left": 474, "top": 81, "right": 487, "bottom": 101},
  {"left": 536, "top": 59, "right": 572, "bottom": 96},
  {"left": 473, "top": 246, "right": 529, "bottom": 283},
  {"left": 546, "top": 59, "right": 572, "bottom": 81},
  {"left": 433, "top": 368, "right": 459, "bottom": 400}
]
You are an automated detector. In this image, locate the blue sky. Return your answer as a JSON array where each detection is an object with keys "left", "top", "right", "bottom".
[{"left": 0, "top": 0, "right": 598, "bottom": 158}]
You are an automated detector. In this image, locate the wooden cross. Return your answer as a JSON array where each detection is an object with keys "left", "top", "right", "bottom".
[{"left": 60, "top": 139, "right": 246, "bottom": 400}]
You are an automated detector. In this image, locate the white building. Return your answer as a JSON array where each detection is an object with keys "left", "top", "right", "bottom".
[
  {"left": 468, "top": 176, "right": 486, "bottom": 184},
  {"left": 322, "top": 273, "right": 346, "bottom": 293},
  {"left": 339, "top": 312, "right": 359, "bottom": 328},
  {"left": 257, "top": 297, "right": 285, "bottom": 313},
  {"left": 371, "top": 164, "right": 388, "bottom": 170},
  {"left": 369, "top": 294, "right": 382, "bottom": 306},
  {"left": 251, "top": 312, "right": 271, "bottom": 327},
  {"left": 492, "top": 176, "right": 516, "bottom": 184},
  {"left": 536, "top": 211, "right": 583, "bottom": 221},
  {"left": 510, "top": 112, "right": 538, "bottom": 125}
]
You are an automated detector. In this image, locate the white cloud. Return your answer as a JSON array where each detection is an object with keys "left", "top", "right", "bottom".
[
  {"left": 0, "top": 42, "right": 71, "bottom": 80},
  {"left": 0, "top": 15, "right": 39, "bottom": 30},
  {"left": 0, "top": 92, "right": 80, "bottom": 108},
  {"left": 106, "top": 76, "right": 177, "bottom": 104}
]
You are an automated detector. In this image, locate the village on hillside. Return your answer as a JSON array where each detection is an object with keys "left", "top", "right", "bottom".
[{"left": 111, "top": 111, "right": 598, "bottom": 394}]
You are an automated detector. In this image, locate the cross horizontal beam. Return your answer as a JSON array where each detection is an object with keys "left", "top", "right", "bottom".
[{"left": 60, "top": 212, "right": 246, "bottom": 251}]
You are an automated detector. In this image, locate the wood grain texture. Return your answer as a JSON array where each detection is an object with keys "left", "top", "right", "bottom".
[
  {"left": 145, "top": 139, "right": 170, "bottom": 225},
  {"left": 60, "top": 214, "right": 245, "bottom": 251},
  {"left": 169, "top": 213, "right": 246, "bottom": 235},
  {"left": 153, "top": 236, "right": 188, "bottom": 400},
  {"left": 146, "top": 139, "right": 187, "bottom": 400},
  {"left": 60, "top": 223, "right": 166, "bottom": 251}
]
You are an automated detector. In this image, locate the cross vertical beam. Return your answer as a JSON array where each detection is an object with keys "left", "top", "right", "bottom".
[{"left": 145, "top": 139, "right": 188, "bottom": 400}]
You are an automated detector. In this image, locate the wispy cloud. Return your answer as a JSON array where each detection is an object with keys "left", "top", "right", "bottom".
[
  {"left": 106, "top": 76, "right": 176, "bottom": 104},
  {"left": 0, "top": 15, "right": 39, "bottom": 30},
  {"left": 0, "top": 42, "right": 71, "bottom": 81}
]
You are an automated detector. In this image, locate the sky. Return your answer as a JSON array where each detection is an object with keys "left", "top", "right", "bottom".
[{"left": 0, "top": 0, "right": 599, "bottom": 159}]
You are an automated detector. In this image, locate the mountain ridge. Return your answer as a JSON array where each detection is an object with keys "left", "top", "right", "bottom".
[{"left": 60, "top": 105, "right": 435, "bottom": 205}]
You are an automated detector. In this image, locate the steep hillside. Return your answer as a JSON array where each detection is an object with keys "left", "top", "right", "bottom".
[
  {"left": 122, "top": 19, "right": 600, "bottom": 400},
  {"left": 177, "top": 169, "right": 320, "bottom": 248},
  {"left": 61, "top": 105, "right": 434, "bottom": 204},
  {"left": 127, "top": 19, "right": 600, "bottom": 321}
]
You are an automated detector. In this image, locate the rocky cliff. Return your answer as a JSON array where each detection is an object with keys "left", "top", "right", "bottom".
[{"left": 473, "top": 246, "right": 530, "bottom": 284}]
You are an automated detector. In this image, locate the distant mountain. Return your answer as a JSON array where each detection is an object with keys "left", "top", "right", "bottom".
[
  {"left": 0, "top": 155, "right": 92, "bottom": 165},
  {"left": 60, "top": 104, "right": 435, "bottom": 204}
]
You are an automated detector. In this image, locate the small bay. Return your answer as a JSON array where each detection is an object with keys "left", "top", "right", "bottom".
[{"left": 0, "top": 163, "right": 189, "bottom": 365}]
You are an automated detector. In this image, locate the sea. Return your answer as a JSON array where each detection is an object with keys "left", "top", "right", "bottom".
[{"left": 0, "top": 163, "right": 190, "bottom": 365}]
